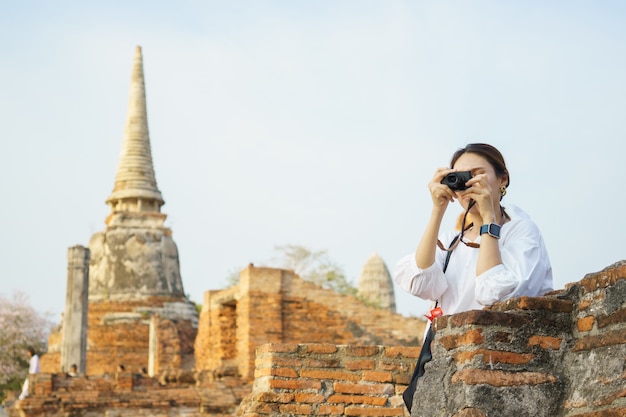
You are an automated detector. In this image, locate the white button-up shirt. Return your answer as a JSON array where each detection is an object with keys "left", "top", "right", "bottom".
[{"left": 394, "top": 205, "right": 553, "bottom": 316}]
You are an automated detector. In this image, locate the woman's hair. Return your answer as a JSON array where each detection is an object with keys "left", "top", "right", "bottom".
[
  {"left": 27, "top": 346, "right": 36, "bottom": 356},
  {"left": 450, "top": 143, "right": 510, "bottom": 188}
]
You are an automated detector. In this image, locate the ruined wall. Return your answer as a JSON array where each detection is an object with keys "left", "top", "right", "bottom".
[
  {"left": 194, "top": 265, "right": 426, "bottom": 381},
  {"left": 86, "top": 297, "right": 198, "bottom": 375},
  {"left": 237, "top": 343, "right": 418, "bottom": 416},
  {"left": 233, "top": 261, "right": 626, "bottom": 417},
  {"left": 6, "top": 371, "right": 250, "bottom": 417}
]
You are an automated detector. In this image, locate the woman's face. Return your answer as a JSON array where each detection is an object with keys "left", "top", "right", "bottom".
[{"left": 452, "top": 152, "right": 506, "bottom": 211}]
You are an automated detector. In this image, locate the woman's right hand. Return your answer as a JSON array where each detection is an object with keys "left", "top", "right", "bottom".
[{"left": 428, "top": 168, "right": 456, "bottom": 211}]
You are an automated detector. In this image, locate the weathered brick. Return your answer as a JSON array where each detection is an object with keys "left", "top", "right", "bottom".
[
  {"left": 346, "top": 346, "right": 381, "bottom": 357},
  {"left": 438, "top": 328, "right": 484, "bottom": 350},
  {"left": 490, "top": 296, "right": 573, "bottom": 313},
  {"left": 294, "top": 392, "right": 325, "bottom": 403},
  {"left": 527, "top": 335, "right": 562, "bottom": 350},
  {"left": 300, "top": 369, "right": 360, "bottom": 382},
  {"left": 597, "top": 307, "right": 626, "bottom": 329},
  {"left": 383, "top": 346, "right": 420, "bottom": 359},
  {"left": 345, "top": 359, "right": 376, "bottom": 371},
  {"left": 450, "top": 310, "right": 533, "bottom": 328},
  {"left": 362, "top": 371, "right": 393, "bottom": 383},
  {"left": 344, "top": 406, "right": 405, "bottom": 416},
  {"left": 306, "top": 344, "right": 338, "bottom": 354},
  {"left": 334, "top": 382, "right": 394, "bottom": 396},
  {"left": 451, "top": 369, "right": 557, "bottom": 386},
  {"left": 573, "top": 329, "right": 626, "bottom": 351},
  {"left": 279, "top": 403, "right": 313, "bottom": 414},
  {"left": 327, "top": 393, "right": 388, "bottom": 405},
  {"left": 269, "top": 378, "right": 322, "bottom": 390},
  {"left": 577, "top": 316, "right": 595, "bottom": 332},
  {"left": 319, "top": 404, "right": 345, "bottom": 415}
]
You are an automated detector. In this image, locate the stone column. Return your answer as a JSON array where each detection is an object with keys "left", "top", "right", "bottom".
[
  {"left": 148, "top": 315, "right": 158, "bottom": 377},
  {"left": 61, "top": 245, "right": 90, "bottom": 373}
]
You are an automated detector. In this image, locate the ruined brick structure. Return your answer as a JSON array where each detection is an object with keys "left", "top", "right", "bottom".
[
  {"left": 194, "top": 265, "right": 425, "bottom": 381},
  {"left": 40, "top": 45, "right": 198, "bottom": 376},
  {"left": 10, "top": 46, "right": 624, "bottom": 416}
]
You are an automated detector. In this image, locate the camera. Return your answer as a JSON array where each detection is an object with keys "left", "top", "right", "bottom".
[{"left": 441, "top": 171, "right": 472, "bottom": 191}]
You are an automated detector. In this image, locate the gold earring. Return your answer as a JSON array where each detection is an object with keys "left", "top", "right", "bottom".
[{"left": 500, "top": 186, "right": 507, "bottom": 197}]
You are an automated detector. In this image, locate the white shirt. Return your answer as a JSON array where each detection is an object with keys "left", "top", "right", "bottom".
[
  {"left": 394, "top": 205, "right": 553, "bottom": 316},
  {"left": 29, "top": 354, "right": 40, "bottom": 374}
]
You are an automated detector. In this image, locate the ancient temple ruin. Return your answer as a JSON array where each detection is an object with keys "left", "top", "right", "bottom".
[
  {"left": 11, "top": 46, "right": 625, "bottom": 417},
  {"left": 40, "top": 46, "right": 198, "bottom": 376},
  {"left": 357, "top": 252, "right": 396, "bottom": 312}
]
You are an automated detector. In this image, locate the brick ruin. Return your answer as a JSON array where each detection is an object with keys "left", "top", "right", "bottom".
[
  {"left": 8, "top": 260, "right": 626, "bottom": 417},
  {"left": 5, "top": 46, "right": 625, "bottom": 416}
]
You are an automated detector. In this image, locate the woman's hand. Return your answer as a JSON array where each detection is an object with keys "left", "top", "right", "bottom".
[
  {"left": 428, "top": 168, "right": 457, "bottom": 212},
  {"left": 458, "top": 173, "right": 498, "bottom": 223}
]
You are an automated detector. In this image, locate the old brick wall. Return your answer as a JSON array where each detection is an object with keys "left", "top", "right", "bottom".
[
  {"left": 7, "top": 371, "right": 250, "bottom": 417},
  {"left": 41, "top": 296, "right": 198, "bottom": 376},
  {"left": 410, "top": 260, "right": 626, "bottom": 417},
  {"left": 237, "top": 343, "right": 419, "bottom": 416},
  {"left": 194, "top": 265, "right": 426, "bottom": 381}
]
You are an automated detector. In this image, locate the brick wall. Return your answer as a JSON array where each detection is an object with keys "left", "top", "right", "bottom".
[
  {"left": 194, "top": 265, "right": 426, "bottom": 381},
  {"left": 237, "top": 343, "right": 419, "bottom": 416}
]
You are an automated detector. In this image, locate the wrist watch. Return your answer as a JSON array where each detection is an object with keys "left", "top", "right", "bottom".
[{"left": 479, "top": 223, "right": 501, "bottom": 239}]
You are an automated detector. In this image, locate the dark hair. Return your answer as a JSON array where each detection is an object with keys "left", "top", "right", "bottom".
[
  {"left": 27, "top": 346, "right": 36, "bottom": 356},
  {"left": 450, "top": 143, "right": 510, "bottom": 188}
]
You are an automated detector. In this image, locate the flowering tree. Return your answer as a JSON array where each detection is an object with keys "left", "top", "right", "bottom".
[{"left": 0, "top": 291, "right": 53, "bottom": 400}]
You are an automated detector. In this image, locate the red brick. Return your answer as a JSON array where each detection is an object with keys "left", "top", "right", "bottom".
[
  {"left": 383, "top": 346, "right": 421, "bottom": 359},
  {"left": 306, "top": 344, "right": 338, "bottom": 354},
  {"left": 279, "top": 403, "right": 313, "bottom": 414},
  {"left": 451, "top": 369, "right": 557, "bottom": 386},
  {"left": 597, "top": 307, "right": 626, "bottom": 328},
  {"left": 573, "top": 330, "right": 626, "bottom": 352},
  {"left": 319, "top": 404, "right": 345, "bottom": 415},
  {"left": 362, "top": 371, "right": 392, "bottom": 383},
  {"left": 294, "top": 392, "right": 325, "bottom": 403},
  {"left": 346, "top": 346, "right": 381, "bottom": 357},
  {"left": 528, "top": 335, "right": 562, "bottom": 350},
  {"left": 327, "top": 394, "right": 388, "bottom": 406},
  {"left": 334, "top": 382, "right": 394, "bottom": 396},
  {"left": 344, "top": 406, "right": 405, "bottom": 416},
  {"left": 269, "top": 378, "right": 322, "bottom": 390},
  {"left": 300, "top": 369, "right": 360, "bottom": 382},
  {"left": 345, "top": 359, "right": 376, "bottom": 371},
  {"left": 438, "top": 329, "right": 484, "bottom": 350},
  {"left": 577, "top": 316, "right": 595, "bottom": 332}
]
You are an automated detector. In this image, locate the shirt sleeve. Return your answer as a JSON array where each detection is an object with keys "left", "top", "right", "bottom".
[
  {"left": 393, "top": 250, "right": 450, "bottom": 301},
  {"left": 475, "top": 218, "right": 553, "bottom": 305}
]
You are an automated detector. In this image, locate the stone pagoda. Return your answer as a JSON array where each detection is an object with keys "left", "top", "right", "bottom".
[
  {"left": 41, "top": 46, "right": 198, "bottom": 376},
  {"left": 357, "top": 252, "right": 396, "bottom": 312}
]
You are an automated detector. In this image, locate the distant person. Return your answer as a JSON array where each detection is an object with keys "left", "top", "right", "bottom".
[
  {"left": 67, "top": 364, "right": 78, "bottom": 377},
  {"left": 18, "top": 347, "right": 40, "bottom": 400},
  {"left": 394, "top": 143, "right": 553, "bottom": 411}
]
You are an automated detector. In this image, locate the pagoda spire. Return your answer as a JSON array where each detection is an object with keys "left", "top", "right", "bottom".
[{"left": 106, "top": 46, "right": 164, "bottom": 224}]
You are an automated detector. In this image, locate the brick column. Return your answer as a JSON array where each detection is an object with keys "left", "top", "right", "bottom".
[{"left": 237, "top": 265, "right": 288, "bottom": 380}]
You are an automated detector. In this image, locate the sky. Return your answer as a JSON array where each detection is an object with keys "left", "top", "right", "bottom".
[{"left": 1, "top": 1, "right": 625, "bottom": 322}]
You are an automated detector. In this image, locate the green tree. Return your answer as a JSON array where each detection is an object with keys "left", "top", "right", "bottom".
[{"left": 270, "top": 244, "right": 357, "bottom": 296}]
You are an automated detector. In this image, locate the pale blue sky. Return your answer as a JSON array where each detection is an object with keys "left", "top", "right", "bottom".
[{"left": 1, "top": 1, "right": 625, "bottom": 320}]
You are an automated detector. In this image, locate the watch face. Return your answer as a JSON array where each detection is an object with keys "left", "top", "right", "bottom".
[{"left": 481, "top": 223, "right": 501, "bottom": 238}]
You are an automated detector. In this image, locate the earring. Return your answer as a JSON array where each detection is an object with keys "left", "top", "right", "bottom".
[{"left": 500, "top": 186, "right": 507, "bottom": 197}]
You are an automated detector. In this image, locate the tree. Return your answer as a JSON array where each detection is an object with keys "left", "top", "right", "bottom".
[
  {"left": 0, "top": 291, "right": 53, "bottom": 401},
  {"left": 270, "top": 244, "right": 357, "bottom": 296}
]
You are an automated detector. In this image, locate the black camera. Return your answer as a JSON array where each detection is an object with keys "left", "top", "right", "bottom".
[{"left": 441, "top": 171, "right": 472, "bottom": 191}]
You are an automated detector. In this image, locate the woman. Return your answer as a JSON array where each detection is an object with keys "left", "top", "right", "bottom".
[
  {"left": 395, "top": 143, "right": 553, "bottom": 319},
  {"left": 395, "top": 143, "right": 554, "bottom": 411}
]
